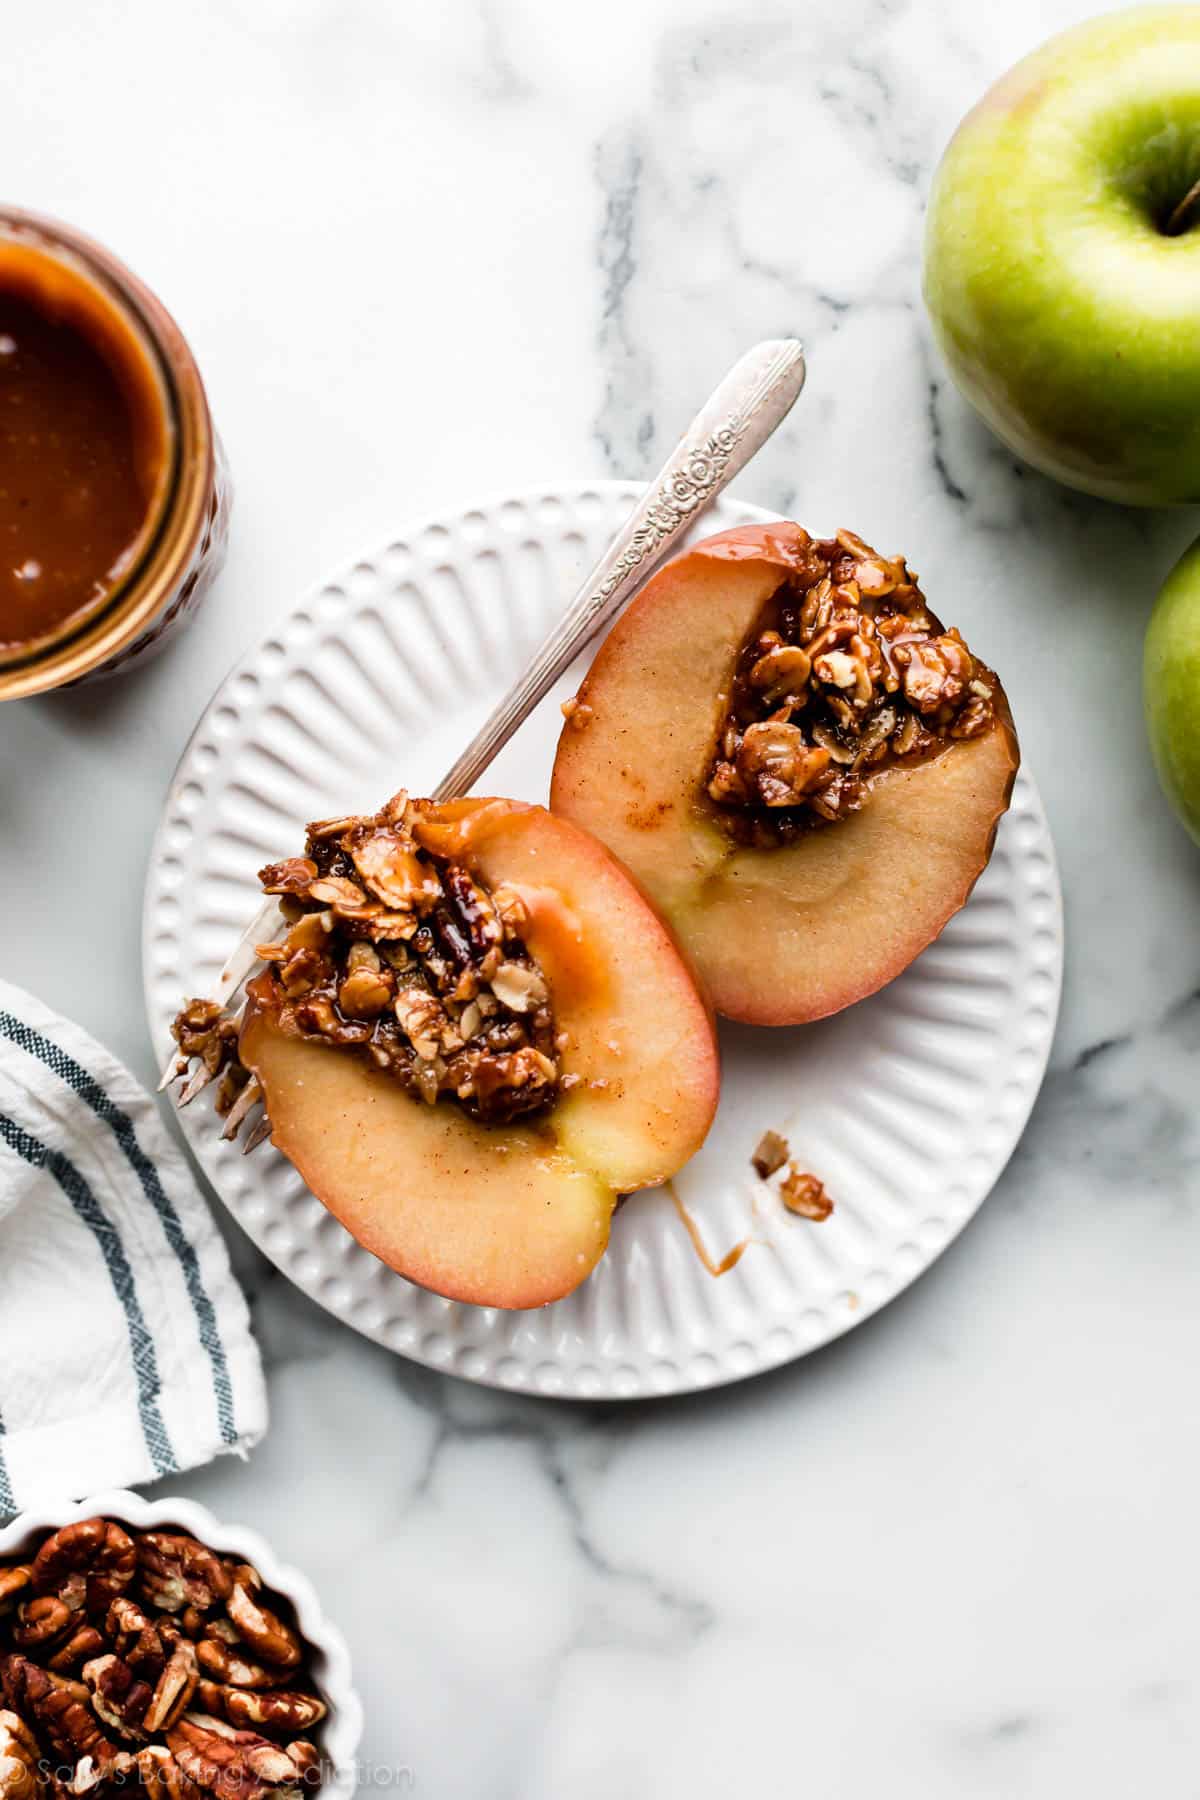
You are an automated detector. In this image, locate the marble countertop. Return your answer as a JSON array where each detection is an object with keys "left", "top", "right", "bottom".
[{"left": 3, "top": 0, "right": 1199, "bottom": 1792}]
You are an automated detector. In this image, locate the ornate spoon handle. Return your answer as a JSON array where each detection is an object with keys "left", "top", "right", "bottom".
[
  {"left": 158, "top": 339, "right": 805, "bottom": 1090},
  {"left": 432, "top": 337, "right": 806, "bottom": 802}
]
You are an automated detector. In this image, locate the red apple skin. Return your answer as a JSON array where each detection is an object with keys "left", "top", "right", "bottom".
[
  {"left": 240, "top": 799, "right": 719, "bottom": 1310},
  {"left": 551, "top": 524, "right": 1019, "bottom": 1026}
]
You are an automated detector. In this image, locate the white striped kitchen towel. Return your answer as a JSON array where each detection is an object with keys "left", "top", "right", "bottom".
[{"left": 0, "top": 978, "right": 267, "bottom": 1519}]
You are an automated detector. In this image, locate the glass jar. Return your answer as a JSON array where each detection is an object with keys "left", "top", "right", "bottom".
[{"left": 0, "top": 207, "right": 230, "bottom": 699}]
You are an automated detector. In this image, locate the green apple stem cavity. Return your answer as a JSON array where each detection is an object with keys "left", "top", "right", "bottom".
[{"left": 1163, "top": 174, "right": 1200, "bottom": 237}]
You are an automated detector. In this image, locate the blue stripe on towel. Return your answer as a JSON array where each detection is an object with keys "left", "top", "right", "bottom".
[
  {"left": 0, "top": 1113, "right": 177, "bottom": 1479},
  {"left": 0, "top": 1010, "right": 238, "bottom": 1446},
  {"left": 0, "top": 1404, "right": 13, "bottom": 1520}
]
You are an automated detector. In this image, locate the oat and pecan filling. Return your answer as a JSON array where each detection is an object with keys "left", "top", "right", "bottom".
[
  {"left": 173, "top": 792, "right": 563, "bottom": 1127},
  {"left": 707, "top": 528, "right": 996, "bottom": 842},
  {"left": 0, "top": 1518, "right": 324, "bottom": 1800}
]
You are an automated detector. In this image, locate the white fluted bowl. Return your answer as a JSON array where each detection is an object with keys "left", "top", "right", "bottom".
[{"left": 0, "top": 1489, "right": 362, "bottom": 1800}]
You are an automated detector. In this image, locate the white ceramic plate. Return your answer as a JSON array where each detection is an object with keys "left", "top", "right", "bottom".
[{"left": 143, "top": 483, "right": 1062, "bottom": 1400}]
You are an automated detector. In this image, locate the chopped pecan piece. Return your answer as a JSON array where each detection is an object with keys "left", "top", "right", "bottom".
[
  {"left": 706, "top": 528, "right": 997, "bottom": 840},
  {"left": 257, "top": 860, "right": 319, "bottom": 897},
  {"left": 950, "top": 693, "right": 992, "bottom": 739},
  {"left": 105, "top": 1598, "right": 163, "bottom": 1666},
  {"left": 893, "top": 631, "right": 972, "bottom": 715},
  {"left": 780, "top": 1164, "right": 833, "bottom": 1221},
  {"left": 221, "top": 790, "right": 564, "bottom": 1128},
  {"left": 391, "top": 987, "right": 447, "bottom": 1063},
  {"left": 732, "top": 722, "right": 832, "bottom": 808},
  {"left": 751, "top": 1130, "right": 789, "bottom": 1180},
  {"left": 559, "top": 697, "right": 594, "bottom": 732}
]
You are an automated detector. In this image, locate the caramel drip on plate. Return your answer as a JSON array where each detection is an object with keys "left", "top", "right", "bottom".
[{"left": 665, "top": 1179, "right": 750, "bottom": 1278}]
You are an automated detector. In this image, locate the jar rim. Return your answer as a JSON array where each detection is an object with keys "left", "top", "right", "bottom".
[{"left": 0, "top": 207, "right": 216, "bottom": 700}]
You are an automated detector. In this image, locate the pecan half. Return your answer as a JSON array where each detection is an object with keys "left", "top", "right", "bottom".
[
  {"left": 195, "top": 1641, "right": 288, "bottom": 1695},
  {"left": 0, "top": 1655, "right": 129, "bottom": 1781},
  {"left": 105, "top": 1598, "right": 165, "bottom": 1667},
  {"left": 13, "top": 1601, "right": 74, "bottom": 1653},
  {"left": 166, "top": 1715, "right": 310, "bottom": 1800},
  {"left": 45, "top": 1628, "right": 105, "bottom": 1677},
  {"left": 0, "top": 1576, "right": 31, "bottom": 1622},
  {"left": 283, "top": 1742, "right": 321, "bottom": 1792},
  {"left": 137, "top": 1539, "right": 232, "bottom": 1617},
  {"left": 0, "top": 1711, "right": 41, "bottom": 1800},
  {"left": 82, "top": 1654, "right": 153, "bottom": 1743},
  {"left": 30, "top": 1524, "right": 135, "bottom": 1618},
  {"left": 222, "top": 1591, "right": 299, "bottom": 1676},
  {"left": 195, "top": 1686, "right": 325, "bottom": 1739},
  {"left": 137, "top": 1746, "right": 208, "bottom": 1800},
  {"left": 144, "top": 1644, "right": 200, "bottom": 1735}
]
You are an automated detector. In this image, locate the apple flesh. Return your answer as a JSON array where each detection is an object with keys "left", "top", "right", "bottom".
[
  {"left": 550, "top": 524, "right": 1018, "bottom": 1026},
  {"left": 1145, "top": 531, "right": 1200, "bottom": 843},
  {"left": 239, "top": 799, "right": 719, "bottom": 1310},
  {"left": 924, "top": 7, "right": 1200, "bottom": 505}
]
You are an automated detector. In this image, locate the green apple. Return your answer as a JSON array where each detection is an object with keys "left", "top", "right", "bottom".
[
  {"left": 924, "top": 6, "right": 1200, "bottom": 506},
  {"left": 1145, "top": 534, "right": 1200, "bottom": 840}
]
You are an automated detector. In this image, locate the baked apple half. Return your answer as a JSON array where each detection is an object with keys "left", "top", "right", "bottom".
[
  {"left": 227, "top": 793, "right": 718, "bottom": 1309},
  {"left": 551, "top": 523, "right": 1018, "bottom": 1025}
]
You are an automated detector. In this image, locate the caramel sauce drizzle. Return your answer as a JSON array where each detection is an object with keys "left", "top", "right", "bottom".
[{"left": 665, "top": 1179, "right": 751, "bottom": 1278}]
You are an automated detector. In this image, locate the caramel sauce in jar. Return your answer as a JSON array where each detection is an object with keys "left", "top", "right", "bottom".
[{"left": 0, "top": 211, "right": 229, "bottom": 697}]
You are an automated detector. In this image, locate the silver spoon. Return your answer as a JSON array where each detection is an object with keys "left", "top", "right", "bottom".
[{"left": 159, "top": 338, "right": 807, "bottom": 1100}]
